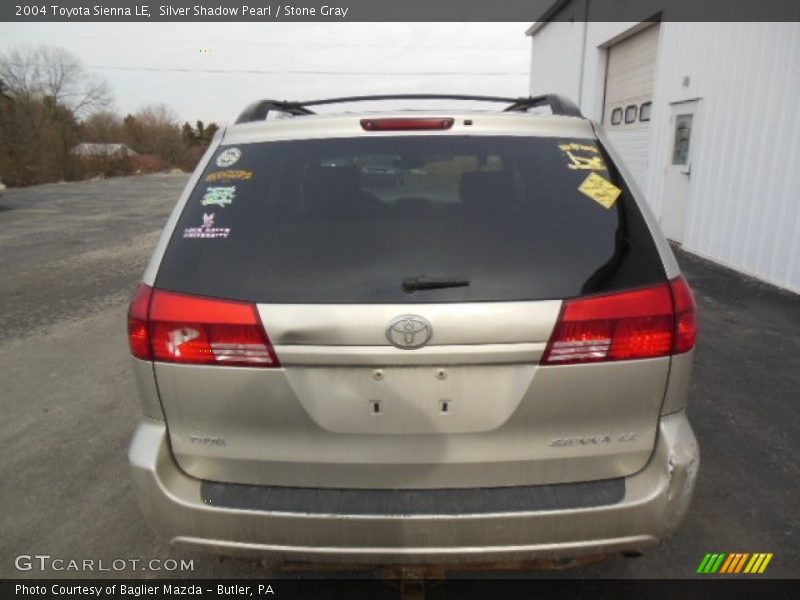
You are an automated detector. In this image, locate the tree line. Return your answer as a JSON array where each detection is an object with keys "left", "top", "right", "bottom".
[{"left": 0, "top": 45, "right": 218, "bottom": 187}]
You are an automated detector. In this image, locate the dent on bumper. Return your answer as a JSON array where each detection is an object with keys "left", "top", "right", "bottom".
[{"left": 128, "top": 412, "right": 699, "bottom": 564}]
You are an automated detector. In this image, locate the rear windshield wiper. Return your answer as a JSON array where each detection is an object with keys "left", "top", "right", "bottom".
[{"left": 402, "top": 275, "right": 470, "bottom": 292}]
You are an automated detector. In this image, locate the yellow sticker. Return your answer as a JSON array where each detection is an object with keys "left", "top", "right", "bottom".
[
  {"left": 206, "top": 169, "right": 254, "bottom": 183},
  {"left": 564, "top": 150, "right": 607, "bottom": 170},
  {"left": 558, "top": 142, "right": 607, "bottom": 171},
  {"left": 559, "top": 143, "right": 599, "bottom": 153},
  {"left": 578, "top": 172, "right": 622, "bottom": 209}
]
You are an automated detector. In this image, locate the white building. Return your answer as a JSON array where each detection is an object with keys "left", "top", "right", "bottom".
[
  {"left": 527, "top": 7, "right": 800, "bottom": 292},
  {"left": 71, "top": 143, "right": 138, "bottom": 159}
]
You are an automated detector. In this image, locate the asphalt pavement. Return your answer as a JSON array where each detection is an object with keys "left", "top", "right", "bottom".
[{"left": 0, "top": 174, "right": 798, "bottom": 583}]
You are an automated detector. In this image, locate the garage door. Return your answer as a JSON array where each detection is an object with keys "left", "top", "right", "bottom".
[{"left": 603, "top": 23, "right": 660, "bottom": 189}]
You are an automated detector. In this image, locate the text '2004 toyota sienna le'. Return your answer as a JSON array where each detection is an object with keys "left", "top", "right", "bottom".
[{"left": 127, "top": 94, "right": 699, "bottom": 565}]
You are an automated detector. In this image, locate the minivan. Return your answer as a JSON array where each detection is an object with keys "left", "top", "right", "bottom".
[{"left": 128, "top": 94, "right": 699, "bottom": 565}]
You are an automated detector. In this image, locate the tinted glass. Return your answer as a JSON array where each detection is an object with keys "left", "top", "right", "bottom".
[{"left": 156, "top": 136, "right": 665, "bottom": 303}]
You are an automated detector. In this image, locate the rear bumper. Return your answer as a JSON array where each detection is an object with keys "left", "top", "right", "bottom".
[{"left": 129, "top": 412, "right": 699, "bottom": 564}]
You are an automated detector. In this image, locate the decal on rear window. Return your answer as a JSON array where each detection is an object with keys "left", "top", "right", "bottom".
[
  {"left": 201, "top": 186, "right": 236, "bottom": 208},
  {"left": 559, "top": 142, "right": 607, "bottom": 171},
  {"left": 215, "top": 147, "right": 241, "bottom": 168},
  {"left": 206, "top": 169, "right": 254, "bottom": 183},
  {"left": 578, "top": 172, "right": 622, "bottom": 209},
  {"left": 183, "top": 212, "right": 231, "bottom": 239}
]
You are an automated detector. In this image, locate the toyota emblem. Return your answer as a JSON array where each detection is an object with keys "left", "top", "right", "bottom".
[{"left": 385, "top": 315, "right": 433, "bottom": 349}]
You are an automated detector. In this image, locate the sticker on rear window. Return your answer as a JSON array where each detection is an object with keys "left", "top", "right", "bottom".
[
  {"left": 578, "top": 172, "right": 622, "bottom": 209},
  {"left": 559, "top": 142, "right": 607, "bottom": 171},
  {"left": 183, "top": 212, "right": 231, "bottom": 239},
  {"left": 206, "top": 169, "right": 253, "bottom": 183},
  {"left": 201, "top": 186, "right": 236, "bottom": 208},
  {"left": 215, "top": 147, "right": 241, "bottom": 168}
]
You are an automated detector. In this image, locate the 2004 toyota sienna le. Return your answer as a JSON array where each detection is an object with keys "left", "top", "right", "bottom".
[{"left": 127, "top": 94, "right": 699, "bottom": 565}]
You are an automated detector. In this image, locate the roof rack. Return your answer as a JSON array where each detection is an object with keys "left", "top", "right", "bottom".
[{"left": 235, "top": 94, "right": 583, "bottom": 124}]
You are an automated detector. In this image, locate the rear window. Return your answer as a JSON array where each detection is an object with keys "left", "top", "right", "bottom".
[{"left": 156, "top": 135, "right": 665, "bottom": 303}]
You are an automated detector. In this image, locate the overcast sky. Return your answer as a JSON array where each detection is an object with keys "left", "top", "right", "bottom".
[{"left": 0, "top": 23, "right": 531, "bottom": 125}]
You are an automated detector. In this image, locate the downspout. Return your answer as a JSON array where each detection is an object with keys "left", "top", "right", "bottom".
[{"left": 577, "top": 0, "right": 589, "bottom": 108}]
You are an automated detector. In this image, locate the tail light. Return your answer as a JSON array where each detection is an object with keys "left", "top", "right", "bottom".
[
  {"left": 360, "top": 118, "right": 454, "bottom": 131},
  {"left": 128, "top": 283, "right": 153, "bottom": 360},
  {"left": 541, "top": 276, "right": 697, "bottom": 365},
  {"left": 127, "top": 284, "right": 279, "bottom": 368},
  {"left": 670, "top": 276, "right": 697, "bottom": 353}
]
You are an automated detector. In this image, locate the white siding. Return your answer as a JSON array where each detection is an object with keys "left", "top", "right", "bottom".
[
  {"left": 646, "top": 22, "right": 800, "bottom": 292},
  {"left": 528, "top": 20, "right": 585, "bottom": 102}
]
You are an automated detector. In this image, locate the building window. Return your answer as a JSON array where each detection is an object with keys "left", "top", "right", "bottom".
[
  {"left": 610, "top": 108, "right": 623, "bottom": 125},
  {"left": 672, "top": 114, "right": 693, "bottom": 165},
  {"left": 624, "top": 105, "right": 637, "bottom": 123},
  {"left": 640, "top": 102, "right": 652, "bottom": 122}
]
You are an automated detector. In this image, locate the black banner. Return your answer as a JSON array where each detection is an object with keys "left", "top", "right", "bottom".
[
  {"left": 2, "top": 0, "right": 800, "bottom": 22},
  {"left": 3, "top": 579, "right": 799, "bottom": 600}
]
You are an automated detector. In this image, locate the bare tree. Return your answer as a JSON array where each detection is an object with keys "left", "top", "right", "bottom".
[
  {"left": 124, "top": 103, "right": 183, "bottom": 161},
  {"left": 0, "top": 45, "right": 111, "bottom": 116},
  {"left": 0, "top": 47, "right": 212, "bottom": 184},
  {"left": 0, "top": 46, "right": 113, "bottom": 184},
  {"left": 135, "top": 103, "right": 179, "bottom": 129},
  {"left": 81, "top": 110, "right": 123, "bottom": 143}
]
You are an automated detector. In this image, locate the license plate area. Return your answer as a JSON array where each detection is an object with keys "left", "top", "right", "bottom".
[{"left": 283, "top": 365, "right": 535, "bottom": 434}]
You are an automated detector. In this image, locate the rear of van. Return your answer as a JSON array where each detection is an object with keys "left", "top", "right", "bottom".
[{"left": 128, "top": 100, "right": 699, "bottom": 564}]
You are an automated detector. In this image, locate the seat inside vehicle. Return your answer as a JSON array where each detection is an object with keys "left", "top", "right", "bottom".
[{"left": 302, "top": 166, "right": 379, "bottom": 217}]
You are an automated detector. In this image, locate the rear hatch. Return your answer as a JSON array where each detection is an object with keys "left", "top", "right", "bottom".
[{"left": 148, "top": 120, "right": 673, "bottom": 489}]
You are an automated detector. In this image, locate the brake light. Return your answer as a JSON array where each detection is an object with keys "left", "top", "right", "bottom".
[
  {"left": 126, "top": 285, "right": 279, "bottom": 368},
  {"left": 541, "top": 277, "right": 697, "bottom": 365},
  {"left": 360, "top": 118, "right": 454, "bottom": 131}
]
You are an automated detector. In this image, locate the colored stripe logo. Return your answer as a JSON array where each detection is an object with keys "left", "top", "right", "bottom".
[{"left": 697, "top": 553, "right": 773, "bottom": 574}]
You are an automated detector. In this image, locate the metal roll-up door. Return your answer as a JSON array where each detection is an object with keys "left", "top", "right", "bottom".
[{"left": 603, "top": 23, "right": 660, "bottom": 189}]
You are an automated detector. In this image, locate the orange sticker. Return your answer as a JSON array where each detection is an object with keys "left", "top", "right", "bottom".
[{"left": 206, "top": 169, "right": 253, "bottom": 183}]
